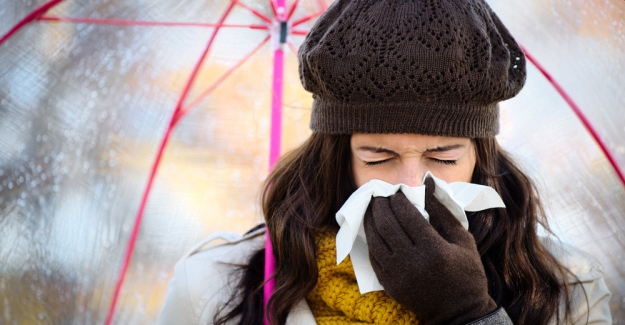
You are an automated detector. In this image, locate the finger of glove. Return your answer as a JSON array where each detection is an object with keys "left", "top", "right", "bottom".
[
  {"left": 364, "top": 209, "right": 391, "bottom": 274},
  {"left": 369, "top": 195, "right": 416, "bottom": 252},
  {"left": 364, "top": 200, "right": 394, "bottom": 260},
  {"left": 367, "top": 241, "right": 386, "bottom": 275},
  {"left": 388, "top": 190, "right": 446, "bottom": 247},
  {"left": 424, "top": 177, "right": 475, "bottom": 246}
]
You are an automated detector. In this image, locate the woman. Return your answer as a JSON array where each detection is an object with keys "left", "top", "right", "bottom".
[{"left": 157, "top": 0, "right": 612, "bottom": 324}]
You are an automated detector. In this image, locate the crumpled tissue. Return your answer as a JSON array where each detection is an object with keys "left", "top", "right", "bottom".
[{"left": 335, "top": 172, "right": 506, "bottom": 294}]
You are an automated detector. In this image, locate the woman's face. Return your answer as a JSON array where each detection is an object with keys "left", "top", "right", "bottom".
[{"left": 350, "top": 133, "right": 476, "bottom": 187}]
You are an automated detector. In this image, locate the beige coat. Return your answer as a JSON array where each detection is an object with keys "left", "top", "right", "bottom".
[{"left": 156, "top": 227, "right": 612, "bottom": 325}]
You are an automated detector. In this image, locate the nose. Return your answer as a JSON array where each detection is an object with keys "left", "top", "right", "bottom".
[{"left": 397, "top": 161, "right": 428, "bottom": 187}]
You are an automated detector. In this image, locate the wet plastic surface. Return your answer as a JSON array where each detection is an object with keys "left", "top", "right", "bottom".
[{"left": 0, "top": 0, "right": 623, "bottom": 323}]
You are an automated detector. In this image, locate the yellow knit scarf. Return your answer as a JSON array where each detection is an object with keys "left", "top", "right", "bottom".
[{"left": 306, "top": 229, "right": 419, "bottom": 325}]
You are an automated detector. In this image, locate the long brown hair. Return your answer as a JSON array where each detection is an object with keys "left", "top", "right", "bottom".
[
  {"left": 214, "top": 133, "right": 573, "bottom": 324},
  {"left": 470, "top": 138, "right": 573, "bottom": 324}
]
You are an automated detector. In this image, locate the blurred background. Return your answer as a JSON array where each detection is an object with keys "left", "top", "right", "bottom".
[{"left": 0, "top": 0, "right": 623, "bottom": 323}]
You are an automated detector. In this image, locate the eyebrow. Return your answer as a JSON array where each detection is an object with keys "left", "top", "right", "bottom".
[
  {"left": 425, "top": 144, "right": 466, "bottom": 152},
  {"left": 356, "top": 144, "right": 465, "bottom": 154},
  {"left": 356, "top": 146, "right": 399, "bottom": 155}
]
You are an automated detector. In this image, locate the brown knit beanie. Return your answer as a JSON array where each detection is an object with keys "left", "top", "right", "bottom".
[{"left": 298, "top": 0, "right": 526, "bottom": 137}]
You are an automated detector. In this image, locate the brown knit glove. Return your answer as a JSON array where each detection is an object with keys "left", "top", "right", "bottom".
[{"left": 364, "top": 177, "right": 497, "bottom": 325}]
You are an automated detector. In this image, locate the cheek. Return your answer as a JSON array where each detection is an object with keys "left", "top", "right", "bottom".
[
  {"left": 456, "top": 163, "right": 475, "bottom": 183},
  {"left": 423, "top": 165, "right": 471, "bottom": 184},
  {"left": 351, "top": 156, "right": 368, "bottom": 187},
  {"left": 457, "top": 148, "right": 476, "bottom": 183}
]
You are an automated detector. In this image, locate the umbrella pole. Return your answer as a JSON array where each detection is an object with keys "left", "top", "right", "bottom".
[
  {"left": 268, "top": 54, "right": 284, "bottom": 170},
  {"left": 264, "top": 1, "right": 288, "bottom": 323}
]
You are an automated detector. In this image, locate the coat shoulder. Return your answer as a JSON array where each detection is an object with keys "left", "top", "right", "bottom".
[
  {"left": 156, "top": 225, "right": 266, "bottom": 325},
  {"left": 182, "top": 224, "right": 266, "bottom": 273},
  {"left": 540, "top": 236, "right": 604, "bottom": 283},
  {"left": 540, "top": 237, "right": 612, "bottom": 324}
]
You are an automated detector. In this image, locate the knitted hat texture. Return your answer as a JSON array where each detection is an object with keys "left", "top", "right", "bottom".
[{"left": 298, "top": 0, "right": 527, "bottom": 137}]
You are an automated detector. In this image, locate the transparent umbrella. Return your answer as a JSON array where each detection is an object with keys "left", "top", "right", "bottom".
[
  {"left": 0, "top": 0, "right": 624, "bottom": 324},
  {"left": 1, "top": 0, "right": 326, "bottom": 323},
  {"left": 485, "top": 0, "right": 625, "bottom": 320}
]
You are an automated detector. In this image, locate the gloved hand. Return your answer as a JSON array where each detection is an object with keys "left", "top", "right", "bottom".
[{"left": 364, "top": 176, "right": 497, "bottom": 325}]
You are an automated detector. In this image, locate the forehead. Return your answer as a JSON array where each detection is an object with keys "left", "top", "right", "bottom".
[{"left": 350, "top": 133, "right": 471, "bottom": 150}]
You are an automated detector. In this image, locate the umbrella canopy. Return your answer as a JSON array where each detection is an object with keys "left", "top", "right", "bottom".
[
  {"left": 1, "top": 0, "right": 325, "bottom": 323},
  {"left": 487, "top": 0, "right": 625, "bottom": 319},
  {"left": 0, "top": 0, "right": 623, "bottom": 323}
]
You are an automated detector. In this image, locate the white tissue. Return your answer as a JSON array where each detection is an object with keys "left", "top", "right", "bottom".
[{"left": 335, "top": 172, "right": 505, "bottom": 294}]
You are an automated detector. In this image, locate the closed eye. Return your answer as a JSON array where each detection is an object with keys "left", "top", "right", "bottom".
[
  {"left": 364, "top": 159, "right": 392, "bottom": 166},
  {"left": 429, "top": 158, "right": 457, "bottom": 165}
]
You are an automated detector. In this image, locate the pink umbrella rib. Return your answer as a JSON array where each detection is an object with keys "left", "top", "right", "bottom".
[
  {"left": 291, "top": 10, "right": 323, "bottom": 27},
  {"left": 521, "top": 46, "right": 625, "bottom": 188},
  {"left": 104, "top": 2, "right": 239, "bottom": 325},
  {"left": 0, "top": 0, "right": 64, "bottom": 46},
  {"left": 179, "top": 34, "right": 271, "bottom": 120},
  {"left": 315, "top": 0, "right": 328, "bottom": 11},
  {"left": 234, "top": 0, "right": 273, "bottom": 23},
  {"left": 37, "top": 16, "right": 268, "bottom": 30},
  {"left": 287, "top": 40, "right": 299, "bottom": 54},
  {"left": 269, "top": 0, "right": 279, "bottom": 19},
  {"left": 291, "top": 29, "right": 309, "bottom": 36},
  {"left": 287, "top": 0, "right": 301, "bottom": 21}
]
